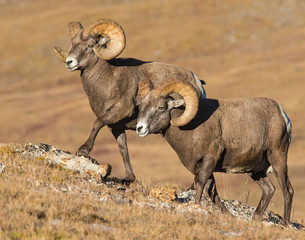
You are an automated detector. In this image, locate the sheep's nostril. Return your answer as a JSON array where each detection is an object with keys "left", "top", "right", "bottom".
[
  {"left": 66, "top": 60, "right": 73, "bottom": 66},
  {"left": 136, "top": 126, "right": 143, "bottom": 132}
]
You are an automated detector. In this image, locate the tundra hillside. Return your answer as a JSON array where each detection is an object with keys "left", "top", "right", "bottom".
[
  {"left": 0, "top": 144, "right": 304, "bottom": 239},
  {"left": 0, "top": 0, "right": 304, "bottom": 223}
]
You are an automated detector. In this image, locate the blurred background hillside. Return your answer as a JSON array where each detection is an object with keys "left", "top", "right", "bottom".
[{"left": 0, "top": 0, "right": 304, "bottom": 220}]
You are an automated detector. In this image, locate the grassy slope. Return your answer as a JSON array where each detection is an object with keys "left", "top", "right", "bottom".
[
  {"left": 0, "top": 145, "right": 304, "bottom": 239},
  {"left": 0, "top": 0, "right": 304, "bottom": 224}
]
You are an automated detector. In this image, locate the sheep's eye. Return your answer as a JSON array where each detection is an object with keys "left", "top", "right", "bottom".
[
  {"left": 87, "top": 44, "right": 94, "bottom": 48},
  {"left": 158, "top": 106, "right": 164, "bottom": 111}
]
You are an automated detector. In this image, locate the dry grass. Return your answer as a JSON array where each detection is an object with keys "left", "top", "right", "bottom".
[
  {"left": 0, "top": 145, "right": 304, "bottom": 239},
  {"left": 0, "top": 0, "right": 305, "bottom": 234}
]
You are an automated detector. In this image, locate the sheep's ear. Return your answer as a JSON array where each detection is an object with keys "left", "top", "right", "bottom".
[
  {"left": 97, "top": 35, "right": 110, "bottom": 47},
  {"left": 168, "top": 99, "right": 185, "bottom": 109},
  {"left": 138, "top": 79, "right": 153, "bottom": 98}
]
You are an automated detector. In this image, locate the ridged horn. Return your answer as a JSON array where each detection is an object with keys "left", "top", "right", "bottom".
[
  {"left": 53, "top": 46, "right": 68, "bottom": 62},
  {"left": 68, "top": 21, "right": 84, "bottom": 39},
  {"left": 84, "top": 19, "right": 126, "bottom": 60},
  {"left": 154, "top": 79, "right": 199, "bottom": 126}
]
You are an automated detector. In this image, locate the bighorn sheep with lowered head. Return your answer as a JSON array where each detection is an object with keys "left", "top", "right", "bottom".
[
  {"left": 54, "top": 19, "right": 206, "bottom": 182},
  {"left": 136, "top": 79, "right": 293, "bottom": 225}
]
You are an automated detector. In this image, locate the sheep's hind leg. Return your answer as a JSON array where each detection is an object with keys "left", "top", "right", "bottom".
[
  {"left": 249, "top": 171, "right": 275, "bottom": 222},
  {"left": 267, "top": 150, "right": 294, "bottom": 226},
  {"left": 109, "top": 127, "right": 136, "bottom": 182},
  {"left": 76, "top": 118, "right": 104, "bottom": 156}
]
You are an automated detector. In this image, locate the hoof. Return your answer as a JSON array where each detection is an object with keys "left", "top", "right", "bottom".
[
  {"left": 219, "top": 204, "right": 230, "bottom": 215},
  {"left": 122, "top": 175, "right": 136, "bottom": 184},
  {"left": 76, "top": 148, "right": 89, "bottom": 157},
  {"left": 283, "top": 219, "right": 290, "bottom": 227},
  {"left": 252, "top": 213, "right": 263, "bottom": 222}
]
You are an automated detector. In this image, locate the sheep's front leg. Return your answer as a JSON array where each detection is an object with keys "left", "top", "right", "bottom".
[
  {"left": 76, "top": 118, "right": 104, "bottom": 156},
  {"left": 205, "top": 174, "right": 229, "bottom": 214},
  {"left": 109, "top": 127, "right": 136, "bottom": 182},
  {"left": 194, "top": 155, "right": 215, "bottom": 204}
]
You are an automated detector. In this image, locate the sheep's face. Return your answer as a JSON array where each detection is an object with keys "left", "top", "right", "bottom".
[
  {"left": 65, "top": 31, "right": 99, "bottom": 72},
  {"left": 136, "top": 92, "right": 184, "bottom": 137}
]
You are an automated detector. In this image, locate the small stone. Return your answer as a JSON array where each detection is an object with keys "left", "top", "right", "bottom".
[
  {"left": 51, "top": 219, "right": 62, "bottom": 226},
  {"left": 117, "top": 186, "right": 126, "bottom": 192},
  {"left": 176, "top": 204, "right": 208, "bottom": 215},
  {"left": 39, "top": 143, "right": 52, "bottom": 152},
  {"left": 111, "top": 193, "right": 132, "bottom": 204},
  {"left": 99, "top": 196, "right": 109, "bottom": 202},
  {"left": 224, "top": 231, "right": 243, "bottom": 237},
  {"left": 90, "top": 223, "right": 116, "bottom": 232},
  {"left": 177, "top": 191, "right": 193, "bottom": 203},
  {"left": 158, "top": 202, "right": 175, "bottom": 211},
  {"left": 262, "top": 221, "right": 275, "bottom": 227},
  {"left": 0, "top": 162, "right": 5, "bottom": 173}
]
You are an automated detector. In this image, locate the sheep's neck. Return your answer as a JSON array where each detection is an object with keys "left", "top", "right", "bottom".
[{"left": 80, "top": 59, "right": 113, "bottom": 96}]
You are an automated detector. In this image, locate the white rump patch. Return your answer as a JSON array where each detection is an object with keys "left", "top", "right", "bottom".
[
  {"left": 278, "top": 104, "right": 292, "bottom": 143},
  {"left": 192, "top": 73, "right": 206, "bottom": 99}
]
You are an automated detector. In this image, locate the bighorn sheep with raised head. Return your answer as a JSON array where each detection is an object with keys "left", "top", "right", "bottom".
[
  {"left": 136, "top": 79, "right": 293, "bottom": 225},
  {"left": 54, "top": 19, "right": 206, "bottom": 182}
]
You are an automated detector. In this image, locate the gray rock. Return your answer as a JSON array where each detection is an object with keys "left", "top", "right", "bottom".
[
  {"left": 217, "top": 230, "right": 243, "bottom": 237},
  {"left": 51, "top": 219, "right": 62, "bottom": 226},
  {"left": 177, "top": 190, "right": 194, "bottom": 203},
  {"left": 60, "top": 188, "right": 67, "bottom": 192},
  {"left": 91, "top": 223, "right": 117, "bottom": 232},
  {"left": 111, "top": 193, "right": 132, "bottom": 204},
  {"left": 157, "top": 202, "right": 175, "bottom": 211},
  {"left": 176, "top": 204, "right": 208, "bottom": 215},
  {"left": 19, "top": 143, "right": 112, "bottom": 180}
]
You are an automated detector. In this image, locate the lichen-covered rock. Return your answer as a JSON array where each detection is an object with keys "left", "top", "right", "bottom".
[
  {"left": 18, "top": 143, "right": 111, "bottom": 180},
  {"left": 167, "top": 188, "right": 302, "bottom": 228}
]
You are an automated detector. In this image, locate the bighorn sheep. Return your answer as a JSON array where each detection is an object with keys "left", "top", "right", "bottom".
[
  {"left": 136, "top": 79, "right": 294, "bottom": 225},
  {"left": 54, "top": 19, "right": 206, "bottom": 181}
]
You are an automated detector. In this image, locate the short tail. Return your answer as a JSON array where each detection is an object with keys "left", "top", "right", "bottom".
[{"left": 278, "top": 104, "right": 292, "bottom": 144}]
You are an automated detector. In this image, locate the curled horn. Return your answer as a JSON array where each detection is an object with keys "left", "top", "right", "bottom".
[
  {"left": 53, "top": 21, "right": 84, "bottom": 62},
  {"left": 154, "top": 79, "right": 199, "bottom": 126},
  {"left": 84, "top": 19, "right": 126, "bottom": 60}
]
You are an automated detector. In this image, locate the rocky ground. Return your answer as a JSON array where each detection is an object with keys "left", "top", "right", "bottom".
[{"left": 1, "top": 143, "right": 303, "bottom": 233}]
